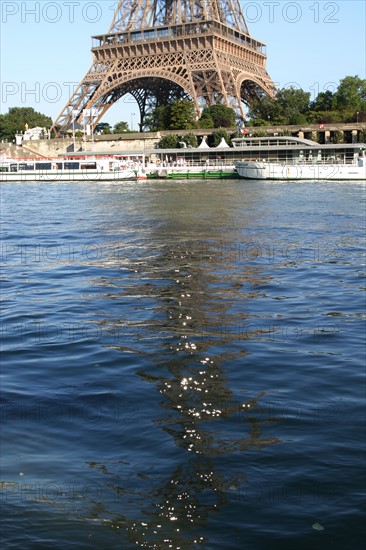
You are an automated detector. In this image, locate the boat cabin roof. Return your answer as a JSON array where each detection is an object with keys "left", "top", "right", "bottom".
[{"left": 232, "top": 136, "right": 322, "bottom": 147}]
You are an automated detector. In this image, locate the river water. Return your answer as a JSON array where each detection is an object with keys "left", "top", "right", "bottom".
[{"left": 1, "top": 179, "right": 365, "bottom": 549}]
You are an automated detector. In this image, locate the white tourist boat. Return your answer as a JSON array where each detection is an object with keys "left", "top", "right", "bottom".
[
  {"left": 2, "top": 136, "right": 365, "bottom": 182},
  {"left": 146, "top": 136, "right": 236, "bottom": 178},
  {"left": 233, "top": 136, "right": 366, "bottom": 181},
  {"left": 0, "top": 156, "right": 143, "bottom": 182}
]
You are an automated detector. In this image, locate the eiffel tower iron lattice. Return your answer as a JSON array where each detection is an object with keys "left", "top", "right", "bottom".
[{"left": 51, "top": 0, "right": 277, "bottom": 135}]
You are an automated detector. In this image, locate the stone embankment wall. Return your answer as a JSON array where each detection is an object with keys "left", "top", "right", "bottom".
[
  {"left": 0, "top": 140, "right": 134, "bottom": 160},
  {"left": 0, "top": 133, "right": 162, "bottom": 159},
  {"left": 0, "top": 142, "right": 46, "bottom": 159}
]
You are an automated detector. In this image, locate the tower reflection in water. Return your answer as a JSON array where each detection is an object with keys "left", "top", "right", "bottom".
[{"left": 89, "top": 187, "right": 282, "bottom": 547}]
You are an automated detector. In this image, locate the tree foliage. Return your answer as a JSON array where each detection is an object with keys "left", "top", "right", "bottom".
[
  {"left": 159, "top": 134, "right": 180, "bottom": 148},
  {"left": 199, "top": 104, "right": 236, "bottom": 128},
  {"left": 247, "top": 76, "right": 366, "bottom": 125},
  {"left": 332, "top": 76, "right": 366, "bottom": 111},
  {"left": 145, "top": 100, "right": 196, "bottom": 131},
  {"left": 147, "top": 101, "right": 236, "bottom": 131},
  {"left": 331, "top": 130, "right": 345, "bottom": 144},
  {"left": 248, "top": 87, "right": 310, "bottom": 125},
  {"left": 180, "top": 133, "right": 198, "bottom": 147},
  {"left": 197, "top": 113, "right": 214, "bottom": 128},
  {"left": 145, "top": 105, "right": 170, "bottom": 131},
  {"left": 95, "top": 122, "right": 112, "bottom": 134},
  {"left": 208, "top": 128, "right": 232, "bottom": 147},
  {"left": 169, "top": 100, "right": 197, "bottom": 130},
  {"left": 0, "top": 107, "right": 52, "bottom": 141},
  {"left": 158, "top": 132, "right": 199, "bottom": 148},
  {"left": 310, "top": 90, "right": 334, "bottom": 111},
  {"left": 113, "top": 121, "right": 129, "bottom": 133}
]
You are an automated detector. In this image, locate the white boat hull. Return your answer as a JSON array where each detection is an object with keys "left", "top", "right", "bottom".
[
  {"left": 148, "top": 165, "right": 236, "bottom": 178},
  {"left": 0, "top": 169, "right": 138, "bottom": 183},
  {"left": 235, "top": 161, "right": 366, "bottom": 181}
]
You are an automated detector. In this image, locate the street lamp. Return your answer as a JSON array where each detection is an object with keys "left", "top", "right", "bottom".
[
  {"left": 356, "top": 112, "right": 359, "bottom": 123},
  {"left": 90, "top": 108, "right": 97, "bottom": 151},
  {"left": 131, "top": 112, "right": 135, "bottom": 131},
  {"left": 72, "top": 109, "right": 77, "bottom": 151}
]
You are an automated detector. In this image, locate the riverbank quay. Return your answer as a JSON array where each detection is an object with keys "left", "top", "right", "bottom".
[
  {"left": 2, "top": 135, "right": 365, "bottom": 182},
  {"left": 1, "top": 123, "right": 365, "bottom": 161}
]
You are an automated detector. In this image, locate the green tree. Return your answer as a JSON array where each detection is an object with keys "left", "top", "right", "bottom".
[
  {"left": 307, "top": 110, "right": 344, "bottom": 124},
  {"left": 159, "top": 134, "right": 179, "bottom": 148},
  {"left": 247, "top": 95, "right": 282, "bottom": 123},
  {"left": 332, "top": 76, "right": 366, "bottom": 111},
  {"left": 179, "top": 133, "right": 198, "bottom": 147},
  {"left": 113, "top": 121, "right": 129, "bottom": 133},
  {"left": 145, "top": 105, "right": 171, "bottom": 131},
  {"left": 145, "top": 100, "right": 196, "bottom": 131},
  {"left": 310, "top": 90, "right": 334, "bottom": 111},
  {"left": 199, "top": 104, "right": 236, "bottom": 128},
  {"left": 276, "top": 87, "right": 310, "bottom": 123},
  {"left": 251, "top": 130, "right": 268, "bottom": 137},
  {"left": 247, "top": 77, "right": 366, "bottom": 126},
  {"left": 95, "top": 122, "right": 112, "bottom": 134},
  {"left": 168, "top": 100, "right": 197, "bottom": 130},
  {"left": 248, "top": 87, "right": 310, "bottom": 125},
  {"left": 197, "top": 113, "right": 214, "bottom": 128},
  {"left": 247, "top": 118, "right": 272, "bottom": 127},
  {"left": 288, "top": 113, "right": 308, "bottom": 124},
  {"left": 208, "top": 128, "right": 231, "bottom": 147},
  {"left": 331, "top": 130, "right": 345, "bottom": 144},
  {"left": 359, "top": 129, "right": 366, "bottom": 142},
  {"left": 0, "top": 107, "right": 52, "bottom": 141},
  {"left": 355, "top": 111, "right": 366, "bottom": 122}
]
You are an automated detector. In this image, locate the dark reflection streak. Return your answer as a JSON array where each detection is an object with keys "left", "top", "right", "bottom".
[{"left": 89, "top": 189, "right": 282, "bottom": 548}]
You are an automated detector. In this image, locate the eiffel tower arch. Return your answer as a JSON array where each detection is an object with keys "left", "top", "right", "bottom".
[{"left": 51, "top": 1, "right": 277, "bottom": 135}]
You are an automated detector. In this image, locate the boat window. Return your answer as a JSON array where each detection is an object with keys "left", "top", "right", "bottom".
[
  {"left": 0, "top": 166, "right": 9, "bottom": 172},
  {"left": 19, "top": 163, "right": 35, "bottom": 171},
  {"left": 64, "top": 162, "right": 80, "bottom": 170},
  {"left": 10, "top": 164, "right": 18, "bottom": 172},
  {"left": 80, "top": 162, "right": 97, "bottom": 170},
  {"left": 35, "top": 162, "right": 52, "bottom": 170}
]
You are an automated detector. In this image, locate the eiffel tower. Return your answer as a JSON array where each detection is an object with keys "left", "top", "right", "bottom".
[{"left": 51, "top": 0, "right": 276, "bottom": 135}]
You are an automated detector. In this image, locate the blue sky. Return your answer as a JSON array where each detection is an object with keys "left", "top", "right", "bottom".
[{"left": 1, "top": 0, "right": 365, "bottom": 128}]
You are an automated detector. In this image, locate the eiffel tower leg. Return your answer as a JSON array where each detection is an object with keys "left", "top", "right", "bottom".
[
  {"left": 130, "top": 89, "right": 149, "bottom": 131},
  {"left": 51, "top": 62, "right": 112, "bottom": 136}
]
